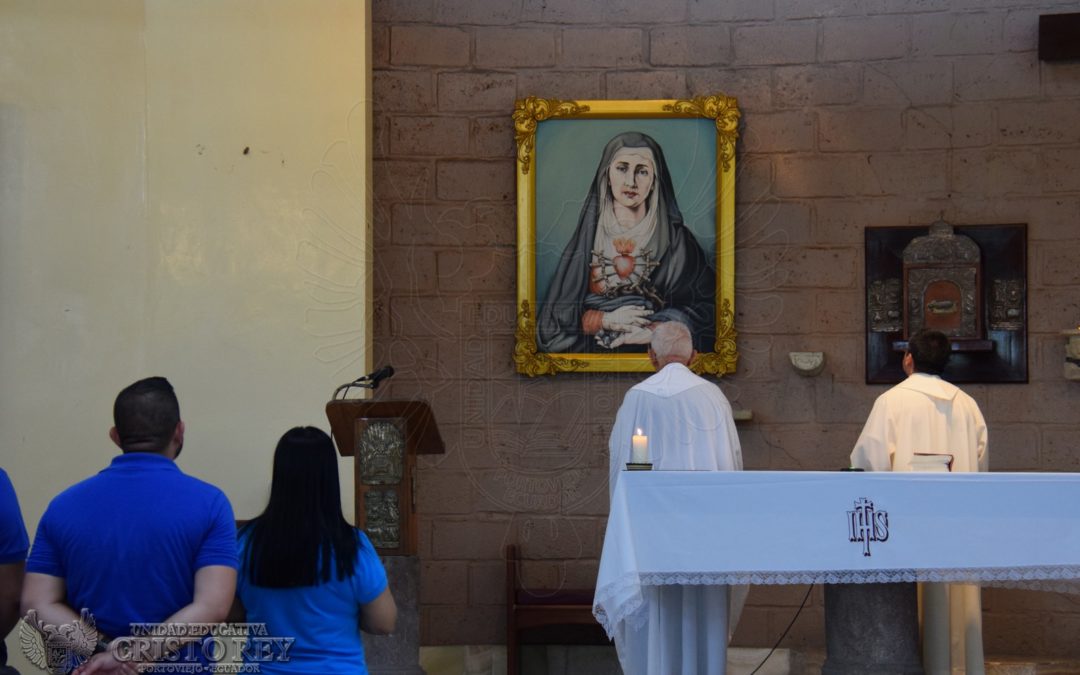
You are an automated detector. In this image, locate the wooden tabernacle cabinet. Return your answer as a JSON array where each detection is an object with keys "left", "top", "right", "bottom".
[{"left": 865, "top": 223, "right": 1027, "bottom": 384}]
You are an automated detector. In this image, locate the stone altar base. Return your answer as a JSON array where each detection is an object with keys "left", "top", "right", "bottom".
[
  {"left": 822, "top": 582, "right": 923, "bottom": 675},
  {"left": 363, "top": 555, "right": 425, "bottom": 674}
]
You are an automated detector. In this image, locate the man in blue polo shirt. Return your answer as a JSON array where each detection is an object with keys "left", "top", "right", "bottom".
[
  {"left": 22, "top": 377, "right": 237, "bottom": 673},
  {"left": 0, "top": 468, "right": 29, "bottom": 675}
]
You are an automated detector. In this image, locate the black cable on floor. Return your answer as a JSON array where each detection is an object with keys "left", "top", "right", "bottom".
[{"left": 747, "top": 584, "right": 815, "bottom": 675}]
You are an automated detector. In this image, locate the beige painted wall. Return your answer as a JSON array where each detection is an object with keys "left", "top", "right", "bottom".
[{"left": 1, "top": 1, "right": 371, "bottom": 668}]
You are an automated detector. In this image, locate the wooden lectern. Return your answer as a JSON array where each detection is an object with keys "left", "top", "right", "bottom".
[{"left": 325, "top": 399, "right": 444, "bottom": 556}]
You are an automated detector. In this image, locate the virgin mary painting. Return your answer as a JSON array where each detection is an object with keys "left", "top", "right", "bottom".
[{"left": 537, "top": 131, "right": 715, "bottom": 353}]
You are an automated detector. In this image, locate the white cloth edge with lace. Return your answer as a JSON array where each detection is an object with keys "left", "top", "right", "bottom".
[{"left": 593, "top": 568, "right": 1080, "bottom": 638}]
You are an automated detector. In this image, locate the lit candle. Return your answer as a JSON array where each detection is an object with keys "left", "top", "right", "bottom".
[{"left": 631, "top": 428, "right": 648, "bottom": 464}]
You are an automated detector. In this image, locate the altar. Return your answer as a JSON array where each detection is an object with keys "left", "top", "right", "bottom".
[{"left": 593, "top": 471, "right": 1080, "bottom": 672}]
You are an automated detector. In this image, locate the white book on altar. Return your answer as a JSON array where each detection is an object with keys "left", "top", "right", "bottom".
[{"left": 908, "top": 452, "right": 953, "bottom": 472}]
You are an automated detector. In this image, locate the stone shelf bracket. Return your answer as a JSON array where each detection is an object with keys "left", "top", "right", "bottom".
[{"left": 790, "top": 351, "right": 826, "bottom": 377}]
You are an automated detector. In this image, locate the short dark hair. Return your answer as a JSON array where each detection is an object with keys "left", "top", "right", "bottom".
[
  {"left": 907, "top": 330, "right": 951, "bottom": 375},
  {"left": 113, "top": 377, "right": 181, "bottom": 453}
]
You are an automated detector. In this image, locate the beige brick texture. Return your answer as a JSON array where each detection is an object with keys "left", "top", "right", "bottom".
[
  {"left": 373, "top": 0, "right": 1080, "bottom": 653},
  {"left": 516, "top": 70, "right": 601, "bottom": 100},
  {"left": 777, "top": 0, "right": 891, "bottom": 20},
  {"left": 734, "top": 23, "right": 817, "bottom": 65},
  {"left": 373, "top": 159, "right": 436, "bottom": 202},
  {"left": 691, "top": 0, "right": 773, "bottom": 22},
  {"left": 649, "top": 25, "right": 732, "bottom": 67},
  {"left": 435, "top": 0, "right": 521, "bottom": 25},
  {"left": 903, "top": 105, "right": 995, "bottom": 150},
  {"left": 687, "top": 68, "right": 772, "bottom": 111},
  {"left": 605, "top": 70, "right": 688, "bottom": 98},
  {"left": 864, "top": 60, "right": 953, "bottom": 106},
  {"left": 437, "top": 73, "right": 517, "bottom": 112},
  {"left": 955, "top": 54, "right": 1040, "bottom": 101},
  {"left": 774, "top": 64, "right": 862, "bottom": 108},
  {"left": 389, "top": 26, "right": 469, "bottom": 66},
  {"left": 435, "top": 248, "right": 516, "bottom": 293},
  {"left": 740, "top": 110, "right": 815, "bottom": 153},
  {"left": 470, "top": 116, "right": 515, "bottom": 158},
  {"left": 520, "top": 0, "right": 609, "bottom": 24},
  {"left": 822, "top": 16, "right": 910, "bottom": 62},
  {"left": 737, "top": 200, "right": 814, "bottom": 245},
  {"left": 373, "top": 0, "right": 433, "bottom": 24},
  {"left": 389, "top": 116, "right": 469, "bottom": 156},
  {"left": 373, "top": 71, "right": 434, "bottom": 113},
  {"left": 561, "top": 28, "right": 644, "bottom": 68},
  {"left": 912, "top": 12, "right": 1004, "bottom": 57},
  {"left": 435, "top": 159, "right": 514, "bottom": 201},
  {"left": 420, "top": 561, "right": 468, "bottom": 605},
  {"left": 819, "top": 108, "right": 905, "bottom": 152},
  {"left": 998, "top": 101, "right": 1080, "bottom": 145},
  {"left": 475, "top": 27, "right": 556, "bottom": 68}
]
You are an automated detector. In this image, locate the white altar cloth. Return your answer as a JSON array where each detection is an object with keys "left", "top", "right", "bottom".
[{"left": 594, "top": 470, "right": 1080, "bottom": 640}]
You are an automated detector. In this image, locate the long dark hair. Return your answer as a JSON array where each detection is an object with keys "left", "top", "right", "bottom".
[{"left": 241, "top": 427, "right": 358, "bottom": 587}]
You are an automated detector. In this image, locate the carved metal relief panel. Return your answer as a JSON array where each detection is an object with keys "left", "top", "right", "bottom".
[
  {"left": 868, "top": 279, "right": 902, "bottom": 333},
  {"left": 902, "top": 221, "right": 980, "bottom": 264},
  {"left": 363, "top": 490, "right": 401, "bottom": 550},
  {"left": 357, "top": 418, "right": 405, "bottom": 485},
  {"left": 354, "top": 417, "right": 408, "bottom": 554},
  {"left": 330, "top": 401, "right": 436, "bottom": 557},
  {"left": 990, "top": 279, "right": 1025, "bottom": 331}
]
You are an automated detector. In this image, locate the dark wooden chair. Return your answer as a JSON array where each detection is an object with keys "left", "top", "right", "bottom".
[{"left": 505, "top": 544, "right": 608, "bottom": 675}]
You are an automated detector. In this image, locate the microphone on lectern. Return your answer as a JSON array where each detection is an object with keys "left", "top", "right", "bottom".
[
  {"left": 367, "top": 365, "right": 395, "bottom": 389},
  {"left": 332, "top": 365, "right": 396, "bottom": 399}
]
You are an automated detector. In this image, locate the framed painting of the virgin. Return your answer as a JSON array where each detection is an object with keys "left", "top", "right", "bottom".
[{"left": 512, "top": 95, "right": 740, "bottom": 376}]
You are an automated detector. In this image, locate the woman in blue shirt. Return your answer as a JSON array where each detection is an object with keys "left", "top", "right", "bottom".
[{"left": 235, "top": 427, "right": 396, "bottom": 674}]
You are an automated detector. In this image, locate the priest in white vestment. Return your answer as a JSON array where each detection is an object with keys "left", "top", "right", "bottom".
[
  {"left": 851, "top": 329, "right": 989, "bottom": 675},
  {"left": 605, "top": 321, "right": 744, "bottom": 675}
]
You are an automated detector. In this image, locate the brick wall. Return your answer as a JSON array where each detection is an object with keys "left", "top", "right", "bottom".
[{"left": 372, "top": 0, "right": 1080, "bottom": 656}]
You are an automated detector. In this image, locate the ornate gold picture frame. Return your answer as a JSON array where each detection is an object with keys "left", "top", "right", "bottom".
[{"left": 513, "top": 95, "right": 739, "bottom": 376}]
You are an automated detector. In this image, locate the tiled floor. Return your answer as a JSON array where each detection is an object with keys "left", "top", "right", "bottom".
[
  {"left": 422, "top": 646, "right": 799, "bottom": 675},
  {"left": 985, "top": 661, "right": 1080, "bottom": 675},
  {"left": 420, "top": 646, "right": 1080, "bottom": 675}
]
